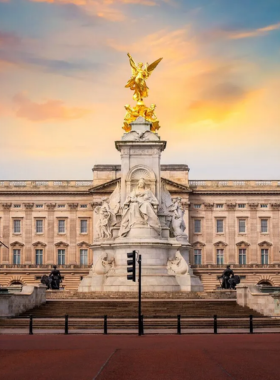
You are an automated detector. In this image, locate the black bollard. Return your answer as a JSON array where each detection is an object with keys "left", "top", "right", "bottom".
[
  {"left": 29, "top": 315, "right": 33, "bottom": 335},
  {"left": 249, "top": 315, "right": 253, "bottom": 334},
  {"left": 65, "top": 315, "right": 68, "bottom": 334},
  {"left": 214, "top": 315, "right": 218, "bottom": 334},
  {"left": 177, "top": 315, "right": 181, "bottom": 335},
  {"left": 141, "top": 314, "right": 144, "bottom": 335},
  {"left": 104, "top": 315, "right": 108, "bottom": 335}
]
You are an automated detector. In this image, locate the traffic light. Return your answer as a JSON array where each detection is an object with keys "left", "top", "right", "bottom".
[{"left": 127, "top": 250, "right": 136, "bottom": 282}]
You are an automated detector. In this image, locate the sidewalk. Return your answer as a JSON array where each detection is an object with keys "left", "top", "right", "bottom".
[{"left": 1, "top": 334, "right": 280, "bottom": 380}]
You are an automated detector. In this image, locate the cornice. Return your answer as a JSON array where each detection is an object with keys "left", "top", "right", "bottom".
[
  {"left": 161, "top": 177, "right": 191, "bottom": 192},
  {"left": 68, "top": 203, "right": 79, "bottom": 210},
  {"left": 23, "top": 203, "right": 34, "bottom": 209},
  {"left": 89, "top": 178, "right": 121, "bottom": 193},
  {"left": 191, "top": 190, "right": 280, "bottom": 195}
]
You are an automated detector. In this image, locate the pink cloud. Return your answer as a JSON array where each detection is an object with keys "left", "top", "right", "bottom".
[{"left": 13, "top": 93, "right": 92, "bottom": 121}]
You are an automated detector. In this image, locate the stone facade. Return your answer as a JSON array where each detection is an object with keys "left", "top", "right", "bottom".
[{"left": 0, "top": 168, "right": 280, "bottom": 291}]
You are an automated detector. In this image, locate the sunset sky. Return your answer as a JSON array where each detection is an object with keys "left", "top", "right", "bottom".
[{"left": 0, "top": 0, "right": 280, "bottom": 180}]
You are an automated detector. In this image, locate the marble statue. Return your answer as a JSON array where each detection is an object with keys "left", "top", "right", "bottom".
[
  {"left": 119, "top": 178, "right": 161, "bottom": 237},
  {"left": 93, "top": 252, "right": 115, "bottom": 275},
  {"left": 94, "top": 184, "right": 120, "bottom": 239},
  {"left": 167, "top": 251, "right": 189, "bottom": 275},
  {"left": 171, "top": 197, "right": 187, "bottom": 238}
]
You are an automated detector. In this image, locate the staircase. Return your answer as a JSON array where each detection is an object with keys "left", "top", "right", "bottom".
[{"left": 1, "top": 299, "right": 280, "bottom": 331}]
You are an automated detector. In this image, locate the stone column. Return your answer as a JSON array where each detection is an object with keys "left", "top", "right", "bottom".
[
  {"left": 1, "top": 203, "right": 12, "bottom": 262},
  {"left": 46, "top": 203, "right": 56, "bottom": 264},
  {"left": 23, "top": 203, "right": 34, "bottom": 263},
  {"left": 226, "top": 203, "right": 236, "bottom": 264},
  {"left": 248, "top": 203, "right": 259, "bottom": 264},
  {"left": 204, "top": 203, "right": 214, "bottom": 264},
  {"left": 271, "top": 203, "right": 280, "bottom": 263},
  {"left": 68, "top": 203, "right": 78, "bottom": 264}
]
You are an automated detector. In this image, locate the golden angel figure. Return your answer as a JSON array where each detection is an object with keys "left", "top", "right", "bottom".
[{"left": 125, "top": 53, "right": 162, "bottom": 104}]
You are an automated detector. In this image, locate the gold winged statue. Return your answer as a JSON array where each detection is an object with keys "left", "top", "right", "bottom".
[
  {"left": 123, "top": 53, "right": 162, "bottom": 132},
  {"left": 125, "top": 53, "right": 162, "bottom": 104}
]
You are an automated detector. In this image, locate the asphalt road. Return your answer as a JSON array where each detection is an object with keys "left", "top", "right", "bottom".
[{"left": 1, "top": 334, "right": 279, "bottom": 380}]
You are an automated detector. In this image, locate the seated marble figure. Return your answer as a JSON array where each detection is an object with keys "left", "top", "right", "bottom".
[{"left": 119, "top": 178, "right": 161, "bottom": 237}]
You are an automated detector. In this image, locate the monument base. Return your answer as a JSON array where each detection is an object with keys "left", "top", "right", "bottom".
[{"left": 78, "top": 237, "right": 204, "bottom": 293}]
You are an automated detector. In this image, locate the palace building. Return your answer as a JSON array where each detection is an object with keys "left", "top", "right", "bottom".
[{"left": 0, "top": 164, "right": 280, "bottom": 291}]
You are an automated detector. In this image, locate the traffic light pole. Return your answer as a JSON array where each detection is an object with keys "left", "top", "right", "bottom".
[{"left": 138, "top": 253, "right": 142, "bottom": 336}]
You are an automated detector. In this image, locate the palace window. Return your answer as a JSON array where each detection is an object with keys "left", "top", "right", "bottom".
[
  {"left": 216, "top": 219, "right": 224, "bottom": 233},
  {"left": 239, "top": 249, "right": 247, "bottom": 264},
  {"left": 238, "top": 204, "right": 246, "bottom": 208},
  {"left": 261, "top": 249, "right": 269, "bottom": 264},
  {"left": 260, "top": 204, "right": 268, "bottom": 208},
  {"left": 194, "top": 219, "right": 201, "bottom": 233},
  {"left": 13, "top": 204, "right": 21, "bottom": 208},
  {"left": 193, "top": 204, "right": 201, "bottom": 209},
  {"left": 35, "top": 249, "right": 43, "bottom": 265},
  {"left": 36, "top": 204, "right": 43, "bottom": 208},
  {"left": 216, "top": 204, "right": 224, "bottom": 208},
  {"left": 194, "top": 249, "right": 202, "bottom": 265},
  {"left": 58, "top": 249, "right": 65, "bottom": 265},
  {"left": 13, "top": 220, "right": 21, "bottom": 234},
  {"left": 58, "top": 220, "right": 65, "bottom": 234},
  {"left": 238, "top": 219, "right": 246, "bottom": 233},
  {"left": 13, "top": 249, "right": 21, "bottom": 264},
  {"left": 36, "top": 220, "right": 43, "bottom": 234},
  {"left": 217, "top": 249, "right": 224, "bottom": 264},
  {"left": 80, "top": 220, "right": 88, "bottom": 234},
  {"left": 80, "top": 204, "right": 88, "bottom": 208},
  {"left": 261, "top": 219, "right": 268, "bottom": 233},
  {"left": 80, "top": 249, "right": 88, "bottom": 265},
  {"left": 57, "top": 204, "right": 65, "bottom": 208}
]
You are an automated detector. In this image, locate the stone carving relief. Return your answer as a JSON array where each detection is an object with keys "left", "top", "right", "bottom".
[
  {"left": 122, "top": 130, "right": 160, "bottom": 141},
  {"left": 160, "top": 182, "right": 188, "bottom": 239},
  {"left": 167, "top": 251, "right": 189, "bottom": 275},
  {"left": 94, "top": 183, "right": 120, "bottom": 239},
  {"left": 119, "top": 178, "right": 160, "bottom": 237},
  {"left": 93, "top": 252, "right": 115, "bottom": 275}
]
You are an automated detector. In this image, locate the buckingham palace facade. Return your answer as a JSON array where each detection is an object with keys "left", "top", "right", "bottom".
[{"left": 0, "top": 164, "right": 280, "bottom": 291}]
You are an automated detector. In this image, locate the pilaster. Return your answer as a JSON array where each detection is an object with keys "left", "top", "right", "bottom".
[
  {"left": 23, "top": 203, "right": 34, "bottom": 263},
  {"left": 68, "top": 203, "right": 78, "bottom": 264},
  {"left": 248, "top": 203, "right": 259, "bottom": 263},
  {"left": 226, "top": 203, "right": 236, "bottom": 264},
  {"left": 46, "top": 203, "right": 56, "bottom": 263},
  {"left": 204, "top": 203, "right": 214, "bottom": 263},
  {"left": 271, "top": 203, "right": 280, "bottom": 263},
  {"left": 2, "top": 203, "right": 12, "bottom": 262}
]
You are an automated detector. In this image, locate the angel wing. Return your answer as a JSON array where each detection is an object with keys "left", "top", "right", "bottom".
[
  {"left": 109, "top": 182, "right": 121, "bottom": 215},
  {"left": 127, "top": 53, "right": 138, "bottom": 77},
  {"left": 147, "top": 57, "right": 163, "bottom": 75}
]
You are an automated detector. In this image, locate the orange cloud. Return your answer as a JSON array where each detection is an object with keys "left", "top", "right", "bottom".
[
  {"left": 13, "top": 93, "right": 92, "bottom": 121},
  {"left": 108, "top": 28, "right": 197, "bottom": 62},
  {"left": 229, "top": 22, "right": 280, "bottom": 39}
]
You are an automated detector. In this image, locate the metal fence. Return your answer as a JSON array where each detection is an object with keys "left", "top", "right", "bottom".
[{"left": 1, "top": 314, "right": 278, "bottom": 335}]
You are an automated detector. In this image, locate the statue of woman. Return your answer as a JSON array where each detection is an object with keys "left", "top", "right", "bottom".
[{"left": 119, "top": 178, "right": 161, "bottom": 237}]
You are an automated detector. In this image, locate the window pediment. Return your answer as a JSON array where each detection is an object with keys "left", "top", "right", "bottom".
[
  {"left": 236, "top": 241, "right": 250, "bottom": 247},
  {"left": 192, "top": 241, "right": 206, "bottom": 248},
  {"left": 55, "top": 241, "right": 69, "bottom": 247},
  {"left": 77, "top": 241, "right": 91, "bottom": 247},
  {"left": 10, "top": 241, "right": 24, "bottom": 247},
  {"left": 214, "top": 241, "right": 228, "bottom": 248},
  {"left": 32, "top": 241, "right": 47, "bottom": 247},
  {"left": 258, "top": 240, "right": 272, "bottom": 247}
]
